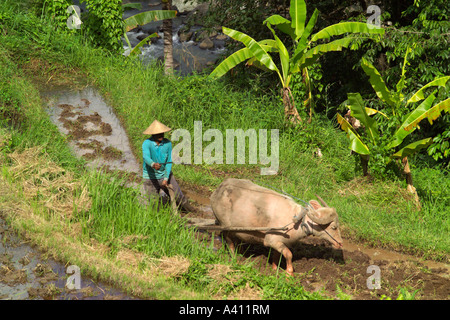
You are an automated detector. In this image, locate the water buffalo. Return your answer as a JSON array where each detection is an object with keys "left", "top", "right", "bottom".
[{"left": 210, "top": 178, "right": 343, "bottom": 275}]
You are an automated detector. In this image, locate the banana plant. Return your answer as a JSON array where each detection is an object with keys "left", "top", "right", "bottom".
[
  {"left": 208, "top": 0, "right": 384, "bottom": 123},
  {"left": 337, "top": 49, "right": 449, "bottom": 203},
  {"left": 122, "top": 8, "right": 177, "bottom": 57}
]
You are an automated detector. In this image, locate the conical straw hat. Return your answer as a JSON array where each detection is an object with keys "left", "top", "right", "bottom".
[{"left": 143, "top": 120, "right": 172, "bottom": 135}]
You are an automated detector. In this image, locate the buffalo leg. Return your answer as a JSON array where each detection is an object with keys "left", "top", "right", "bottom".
[
  {"left": 223, "top": 231, "right": 236, "bottom": 253},
  {"left": 265, "top": 238, "right": 294, "bottom": 275},
  {"left": 270, "top": 250, "right": 282, "bottom": 271}
]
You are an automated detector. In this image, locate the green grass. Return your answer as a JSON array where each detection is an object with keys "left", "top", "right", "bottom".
[
  {"left": 86, "top": 59, "right": 449, "bottom": 260},
  {"left": 79, "top": 169, "right": 218, "bottom": 260}
]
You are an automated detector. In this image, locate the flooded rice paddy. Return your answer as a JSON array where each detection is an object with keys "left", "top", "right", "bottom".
[{"left": 0, "top": 216, "right": 135, "bottom": 300}]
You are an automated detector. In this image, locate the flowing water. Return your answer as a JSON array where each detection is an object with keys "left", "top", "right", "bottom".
[
  {"left": 68, "top": 0, "right": 225, "bottom": 75},
  {"left": 123, "top": 0, "right": 226, "bottom": 75}
]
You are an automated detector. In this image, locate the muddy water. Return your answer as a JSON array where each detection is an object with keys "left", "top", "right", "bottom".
[
  {"left": 342, "top": 240, "right": 450, "bottom": 276},
  {"left": 0, "top": 217, "right": 135, "bottom": 300},
  {"left": 43, "top": 87, "right": 141, "bottom": 175}
]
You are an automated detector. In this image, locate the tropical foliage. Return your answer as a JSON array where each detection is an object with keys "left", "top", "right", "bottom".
[
  {"left": 208, "top": 0, "right": 384, "bottom": 123},
  {"left": 80, "top": 0, "right": 124, "bottom": 52},
  {"left": 337, "top": 49, "right": 449, "bottom": 202}
]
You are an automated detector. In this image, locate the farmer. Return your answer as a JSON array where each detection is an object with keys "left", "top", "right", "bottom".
[{"left": 142, "top": 120, "right": 195, "bottom": 212}]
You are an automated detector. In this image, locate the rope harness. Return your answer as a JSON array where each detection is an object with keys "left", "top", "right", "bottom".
[{"left": 290, "top": 205, "right": 342, "bottom": 247}]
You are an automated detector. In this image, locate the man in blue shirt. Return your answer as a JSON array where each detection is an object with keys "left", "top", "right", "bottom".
[{"left": 142, "top": 120, "right": 195, "bottom": 213}]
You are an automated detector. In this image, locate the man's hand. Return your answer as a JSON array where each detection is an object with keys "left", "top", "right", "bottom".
[
  {"left": 161, "top": 179, "right": 168, "bottom": 187},
  {"left": 152, "top": 163, "right": 162, "bottom": 170}
]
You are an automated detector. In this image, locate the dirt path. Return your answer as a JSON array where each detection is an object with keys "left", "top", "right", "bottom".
[{"left": 40, "top": 87, "right": 449, "bottom": 300}]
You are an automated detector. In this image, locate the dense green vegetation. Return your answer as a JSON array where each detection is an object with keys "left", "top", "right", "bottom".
[{"left": 0, "top": 0, "right": 448, "bottom": 300}]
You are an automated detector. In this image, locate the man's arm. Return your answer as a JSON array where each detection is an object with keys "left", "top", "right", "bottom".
[{"left": 142, "top": 140, "right": 156, "bottom": 168}]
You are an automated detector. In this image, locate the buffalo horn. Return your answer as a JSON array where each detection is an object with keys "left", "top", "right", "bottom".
[{"left": 315, "top": 194, "right": 329, "bottom": 208}]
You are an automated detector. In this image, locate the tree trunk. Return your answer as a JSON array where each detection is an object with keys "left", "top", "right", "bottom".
[
  {"left": 402, "top": 156, "right": 421, "bottom": 210},
  {"left": 162, "top": 0, "right": 173, "bottom": 75},
  {"left": 281, "top": 87, "right": 302, "bottom": 124},
  {"left": 360, "top": 155, "right": 370, "bottom": 177},
  {"left": 302, "top": 67, "right": 313, "bottom": 123}
]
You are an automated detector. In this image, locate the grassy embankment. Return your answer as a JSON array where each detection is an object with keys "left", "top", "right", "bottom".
[{"left": 0, "top": 0, "right": 448, "bottom": 299}]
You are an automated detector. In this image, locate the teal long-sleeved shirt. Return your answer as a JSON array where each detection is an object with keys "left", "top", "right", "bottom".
[{"left": 142, "top": 137, "right": 172, "bottom": 180}]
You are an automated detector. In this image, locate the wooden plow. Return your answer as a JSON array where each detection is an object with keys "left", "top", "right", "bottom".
[{"left": 184, "top": 218, "right": 289, "bottom": 233}]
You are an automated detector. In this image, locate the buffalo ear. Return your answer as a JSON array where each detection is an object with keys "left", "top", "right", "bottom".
[
  {"left": 309, "top": 200, "right": 322, "bottom": 210},
  {"left": 307, "top": 207, "right": 336, "bottom": 225}
]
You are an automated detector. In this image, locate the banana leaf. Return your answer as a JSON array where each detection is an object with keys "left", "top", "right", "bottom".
[
  {"left": 387, "top": 94, "right": 436, "bottom": 149},
  {"left": 361, "top": 58, "right": 397, "bottom": 108},
  {"left": 395, "top": 47, "right": 412, "bottom": 97},
  {"left": 310, "top": 22, "right": 384, "bottom": 42},
  {"left": 292, "top": 8, "right": 319, "bottom": 64},
  {"left": 124, "top": 10, "right": 177, "bottom": 32},
  {"left": 258, "top": 39, "right": 279, "bottom": 51},
  {"left": 337, "top": 113, "right": 370, "bottom": 155},
  {"left": 265, "top": 23, "right": 290, "bottom": 84},
  {"left": 365, "top": 107, "right": 389, "bottom": 118},
  {"left": 122, "top": 3, "right": 142, "bottom": 10},
  {"left": 391, "top": 138, "right": 433, "bottom": 159},
  {"left": 208, "top": 47, "right": 252, "bottom": 79},
  {"left": 126, "top": 33, "right": 158, "bottom": 56},
  {"left": 347, "top": 93, "right": 379, "bottom": 143},
  {"left": 247, "top": 40, "right": 280, "bottom": 71},
  {"left": 246, "top": 57, "right": 271, "bottom": 72},
  {"left": 222, "top": 27, "right": 279, "bottom": 74},
  {"left": 290, "top": 0, "right": 307, "bottom": 40},
  {"left": 208, "top": 39, "right": 277, "bottom": 79},
  {"left": 407, "top": 76, "right": 450, "bottom": 104},
  {"left": 263, "top": 15, "right": 295, "bottom": 40},
  {"left": 274, "top": 35, "right": 290, "bottom": 84},
  {"left": 406, "top": 98, "right": 450, "bottom": 128},
  {"left": 292, "top": 37, "right": 354, "bottom": 72},
  {"left": 297, "top": 8, "right": 319, "bottom": 45}
]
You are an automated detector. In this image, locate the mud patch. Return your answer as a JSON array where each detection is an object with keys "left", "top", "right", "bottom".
[
  {"left": 0, "top": 264, "right": 28, "bottom": 286},
  {"left": 43, "top": 88, "right": 141, "bottom": 175},
  {"left": 0, "top": 215, "right": 136, "bottom": 300}
]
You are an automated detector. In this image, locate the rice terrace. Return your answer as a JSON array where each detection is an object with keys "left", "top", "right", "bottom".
[{"left": 0, "top": 0, "right": 449, "bottom": 303}]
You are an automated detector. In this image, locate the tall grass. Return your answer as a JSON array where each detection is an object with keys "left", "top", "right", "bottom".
[{"left": 79, "top": 170, "right": 217, "bottom": 260}]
